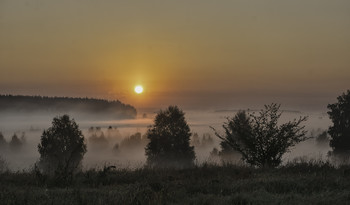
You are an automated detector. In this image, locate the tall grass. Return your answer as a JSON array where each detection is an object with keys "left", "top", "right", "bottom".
[{"left": 1, "top": 160, "right": 350, "bottom": 204}]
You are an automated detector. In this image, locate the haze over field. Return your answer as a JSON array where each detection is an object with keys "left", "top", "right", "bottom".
[
  {"left": 2, "top": 2, "right": 350, "bottom": 204},
  {"left": 0, "top": 0, "right": 349, "bottom": 170},
  {"left": 0, "top": 107, "right": 331, "bottom": 171}
]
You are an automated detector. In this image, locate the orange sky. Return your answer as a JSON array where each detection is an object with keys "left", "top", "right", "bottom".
[{"left": 1, "top": 0, "right": 350, "bottom": 111}]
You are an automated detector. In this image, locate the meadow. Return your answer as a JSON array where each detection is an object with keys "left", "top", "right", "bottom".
[
  {"left": 0, "top": 104, "right": 339, "bottom": 204},
  {"left": 1, "top": 160, "right": 350, "bottom": 205},
  {"left": 2, "top": 0, "right": 350, "bottom": 203}
]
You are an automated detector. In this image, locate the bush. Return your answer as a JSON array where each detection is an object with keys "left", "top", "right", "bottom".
[{"left": 213, "top": 104, "right": 308, "bottom": 167}]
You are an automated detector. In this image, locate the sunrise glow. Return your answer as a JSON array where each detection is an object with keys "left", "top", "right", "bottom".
[{"left": 134, "top": 85, "right": 144, "bottom": 94}]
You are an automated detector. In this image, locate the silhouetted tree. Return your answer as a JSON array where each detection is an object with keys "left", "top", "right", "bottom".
[
  {"left": 216, "top": 111, "right": 247, "bottom": 163},
  {"left": 316, "top": 131, "right": 329, "bottom": 146},
  {"left": 88, "top": 126, "right": 95, "bottom": 133},
  {"left": 89, "top": 132, "right": 109, "bottom": 150},
  {"left": 38, "top": 115, "right": 87, "bottom": 178},
  {"left": 0, "top": 132, "right": 6, "bottom": 149},
  {"left": 190, "top": 133, "right": 201, "bottom": 147},
  {"left": 201, "top": 133, "right": 214, "bottom": 148},
  {"left": 9, "top": 134, "right": 23, "bottom": 151},
  {"left": 120, "top": 132, "right": 148, "bottom": 151},
  {"left": 145, "top": 106, "right": 195, "bottom": 168},
  {"left": 106, "top": 126, "right": 121, "bottom": 139},
  {"left": 112, "top": 143, "right": 120, "bottom": 154},
  {"left": 328, "top": 90, "right": 350, "bottom": 156},
  {"left": 208, "top": 147, "right": 220, "bottom": 162},
  {"left": 0, "top": 155, "right": 7, "bottom": 173},
  {"left": 213, "top": 104, "right": 308, "bottom": 168}
]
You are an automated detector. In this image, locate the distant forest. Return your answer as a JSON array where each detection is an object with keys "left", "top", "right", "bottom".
[{"left": 0, "top": 95, "right": 137, "bottom": 119}]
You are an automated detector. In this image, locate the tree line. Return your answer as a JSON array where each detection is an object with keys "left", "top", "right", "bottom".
[{"left": 0, "top": 95, "right": 137, "bottom": 119}]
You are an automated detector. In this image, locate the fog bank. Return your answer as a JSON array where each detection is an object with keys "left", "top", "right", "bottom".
[{"left": 0, "top": 108, "right": 332, "bottom": 171}]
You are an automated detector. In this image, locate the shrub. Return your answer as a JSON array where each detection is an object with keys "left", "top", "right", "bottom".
[{"left": 213, "top": 104, "right": 308, "bottom": 167}]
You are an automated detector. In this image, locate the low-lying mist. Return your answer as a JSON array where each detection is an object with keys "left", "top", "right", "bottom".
[{"left": 0, "top": 108, "right": 332, "bottom": 171}]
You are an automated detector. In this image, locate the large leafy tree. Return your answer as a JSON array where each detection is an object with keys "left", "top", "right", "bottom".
[
  {"left": 38, "top": 115, "right": 87, "bottom": 176},
  {"left": 145, "top": 106, "right": 195, "bottom": 168},
  {"left": 328, "top": 90, "right": 350, "bottom": 156},
  {"left": 213, "top": 104, "right": 308, "bottom": 168}
]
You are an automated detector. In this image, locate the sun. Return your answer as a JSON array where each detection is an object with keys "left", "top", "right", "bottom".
[{"left": 134, "top": 85, "right": 144, "bottom": 94}]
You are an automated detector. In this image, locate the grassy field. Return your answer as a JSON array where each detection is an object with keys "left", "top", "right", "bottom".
[{"left": 1, "top": 161, "right": 350, "bottom": 205}]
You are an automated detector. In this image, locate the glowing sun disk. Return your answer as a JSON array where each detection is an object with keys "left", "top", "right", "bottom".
[{"left": 134, "top": 85, "right": 143, "bottom": 94}]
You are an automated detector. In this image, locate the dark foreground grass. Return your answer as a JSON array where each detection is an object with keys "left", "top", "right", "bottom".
[{"left": 1, "top": 162, "right": 350, "bottom": 205}]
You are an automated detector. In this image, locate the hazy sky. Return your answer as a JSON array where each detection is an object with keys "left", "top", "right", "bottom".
[{"left": 1, "top": 0, "right": 349, "bottom": 110}]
